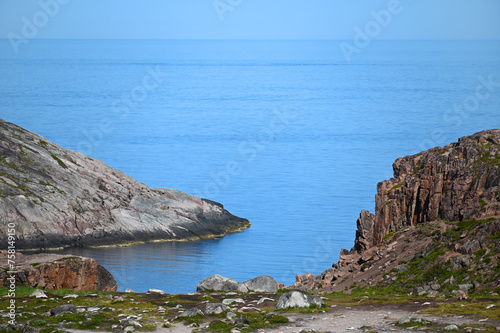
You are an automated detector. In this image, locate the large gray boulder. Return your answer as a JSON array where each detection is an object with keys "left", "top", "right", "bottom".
[
  {"left": 276, "top": 291, "right": 324, "bottom": 309},
  {"left": 244, "top": 275, "right": 278, "bottom": 293},
  {"left": 197, "top": 274, "right": 248, "bottom": 292}
]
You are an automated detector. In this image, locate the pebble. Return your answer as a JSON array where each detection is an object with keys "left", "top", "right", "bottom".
[
  {"left": 257, "top": 297, "right": 275, "bottom": 305},
  {"left": 87, "top": 307, "right": 100, "bottom": 312},
  {"left": 30, "top": 290, "right": 48, "bottom": 299},
  {"left": 222, "top": 298, "right": 245, "bottom": 305},
  {"left": 125, "top": 288, "right": 135, "bottom": 293},
  {"left": 486, "top": 304, "right": 495, "bottom": 309},
  {"left": 63, "top": 294, "right": 78, "bottom": 299}
]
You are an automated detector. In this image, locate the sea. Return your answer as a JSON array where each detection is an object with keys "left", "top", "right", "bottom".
[{"left": 1, "top": 39, "right": 499, "bottom": 293}]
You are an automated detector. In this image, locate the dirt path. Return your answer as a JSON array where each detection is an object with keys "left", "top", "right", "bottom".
[{"left": 150, "top": 303, "right": 499, "bottom": 333}]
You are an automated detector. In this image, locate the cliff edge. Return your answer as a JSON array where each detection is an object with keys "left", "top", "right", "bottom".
[
  {"left": 296, "top": 129, "right": 500, "bottom": 295},
  {"left": 0, "top": 120, "right": 250, "bottom": 249}
]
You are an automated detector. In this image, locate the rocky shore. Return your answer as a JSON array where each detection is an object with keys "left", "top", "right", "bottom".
[{"left": 0, "top": 120, "right": 250, "bottom": 250}]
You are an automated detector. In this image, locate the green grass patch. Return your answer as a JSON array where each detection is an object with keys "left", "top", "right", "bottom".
[
  {"left": 389, "top": 182, "right": 405, "bottom": 191},
  {"left": 50, "top": 154, "right": 68, "bottom": 169}
]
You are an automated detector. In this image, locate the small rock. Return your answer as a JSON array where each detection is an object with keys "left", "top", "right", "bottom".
[
  {"left": 124, "top": 326, "right": 135, "bottom": 333},
  {"left": 257, "top": 297, "right": 275, "bottom": 305},
  {"left": 147, "top": 288, "right": 165, "bottom": 295},
  {"left": 125, "top": 289, "right": 135, "bottom": 293},
  {"left": 234, "top": 315, "right": 249, "bottom": 325},
  {"left": 87, "top": 307, "right": 100, "bottom": 312},
  {"left": 227, "top": 312, "right": 237, "bottom": 319},
  {"left": 458, "top": 283, "right": 473, "bottom": 292},
  {"left": 178, "top": 308, "right": 203, "bottom": 318},
  {"left": 397, "top": 317, "right": 410, "bottom": 325},
  {"left": 204, "top": 303, "right": 229, "bottom": 315},
  {"left": 63, "top": 294, "right": 79, "bottom": 299},
  {"left": 444, "top": 324, "right": 458, "bottom": 330},
  {"left": 222, "top": 298, "right": 245, "bottom": 305},
  {"left": 50, "top": 304, "right": 76, "bottom": 316},
  {"left": 114, "top": 297, "right": 125, "bottom": 302},
  {"left": 486, "top": 304, "right": 495, "bottom": 309},
  {"left": 457, "top": 290, "right": 468, "bottom": 300},
  {"left": 30, "top": 289, "right": 47, "bottom": 299}
]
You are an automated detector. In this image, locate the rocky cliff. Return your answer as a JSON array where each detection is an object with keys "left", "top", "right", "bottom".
[
  {"left": 0, "top": 252, "right": 117, "bottom": 291},
  {"left": 0, "top": 120, "right": 250, "bottom": 249},
  {"left": 295, "top": 129, "right": 500, "bottom": 294}
]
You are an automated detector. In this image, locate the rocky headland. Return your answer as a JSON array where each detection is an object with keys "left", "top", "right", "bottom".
[
  {"left": 295, "top": 129, "right": 500, "bottom": 296},
  {"left": 0, "top": 120, "right": 250, "bottom": 250}
]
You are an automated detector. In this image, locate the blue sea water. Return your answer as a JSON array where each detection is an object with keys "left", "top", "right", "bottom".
[{"left": 1, "top": 40, "right": 500, "bottom": 293}]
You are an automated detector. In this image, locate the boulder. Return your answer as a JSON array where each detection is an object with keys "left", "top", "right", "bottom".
[
  {"left": 50, "top": 304, "right": 76, "bottom": 316},
  {"left": 197, "top": 274, "right": 248, "bottom": 292},
  {"left": 243, "top": 275, "right": 278, "bottom": 293},
  {"left": 276, "top": 291, "right": 324, "bottom": 309},
  {"left": 0, "top": 252, "right": 117, "bottom": 292}
]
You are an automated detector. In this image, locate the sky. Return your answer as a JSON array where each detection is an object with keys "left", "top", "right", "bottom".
[{"left": 0, "top": 0, "right": 500, "bottom": 40}]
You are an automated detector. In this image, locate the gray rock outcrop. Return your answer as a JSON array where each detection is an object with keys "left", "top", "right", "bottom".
[
  {"left": 0, "top": 120, "right": 250, "bottom": 249},
  {"left": 196, "top": 274, "right": 248, "bottom": 292},
  {"left": 244, "top": 275, "right": 278, "bottom": 293},
  {"left": 276, "top": 291, "right": 324, "bottom": 309}
]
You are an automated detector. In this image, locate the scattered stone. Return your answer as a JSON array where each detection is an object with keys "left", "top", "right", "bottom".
[
  {"left": 114, "top": 296, "right": 125, "bottom": 302},
  {"left": 197, "top": 274, "right": 248, "bottom": 293},
  {"left": 238, "top": 307, "right": 260, "bottom": 313},
  {"left": 397, "top": 317, "right": 410, "bottom": 325},
  {"left": 257, "top": 297, "right": 275, "bottom": 305},
  {"left": 87, "top": 307, "right": 100, "bottom": 312},
  {"left": 458, "top": 283, "right": 473, "bottom": 292},
  {"left": 124, "top": 326, "right": 135, "bottom": 333},
  {"left": 178, "top": 308, "right": 203, "bottom": 318},
  {"left": 227, "top": 312, "right": 237, "bottom": 319},
  {"left": 147, "top": 288, "right": 165, "bottom": 295},
  {"left": 456, "top": 290, "right": 468, "bottom": 300},
  {"left": 125, "top": 289, "right": 135, "bottom": 293},
  {"left": 243, "top": 275, "right": 278, "bottom": 293},
  {"left": 444, "top": 324, "right": 458, "bottom": 330},
  {"left": 234, "top": 315, "right": 249, "bottom": 325},
  {"left": 276, "top": 291, "right": 324, "bottom": 309},
  {"left": 30, "top": 289, "right": 47, "bottom": 299},
  {"left": 50, "top": 304, "right": 76, "bottom": 316},
  {"left": 486, "top": 304, "right": 495, "bottom": 309},
  {"left": 63, "top": 294, "right": 79, "bottom": 299},
  {"left": 222, "top": 298, "right": 245, "bottom": 305},
  {"left": 204, "top": 303, "right": 229, "bottom": 315}
]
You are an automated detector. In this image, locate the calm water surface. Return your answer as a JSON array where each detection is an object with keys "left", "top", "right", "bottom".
[{"left": 1, "top": 40, "right": 499, "bottom": 292}]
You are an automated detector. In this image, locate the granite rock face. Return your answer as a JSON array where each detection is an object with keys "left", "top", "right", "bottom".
[
  {"left": 0, "top": 252, "right": 117, "bottom": 291},
  {"left": 0, "top": 120, "right": 250, "bottom": 249}
]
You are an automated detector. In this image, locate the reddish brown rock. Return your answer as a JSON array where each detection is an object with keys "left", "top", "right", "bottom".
[
  {"left": 0, "top": 252, "right": 117, "bottom": 291},
  {"left": 371, "top": 129, "right": 500, "bottom": 246}
]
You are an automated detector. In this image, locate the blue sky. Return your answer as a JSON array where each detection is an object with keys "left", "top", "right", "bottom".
[{"left": 1, "top": 0, "right": 500, "bottom": 40}]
